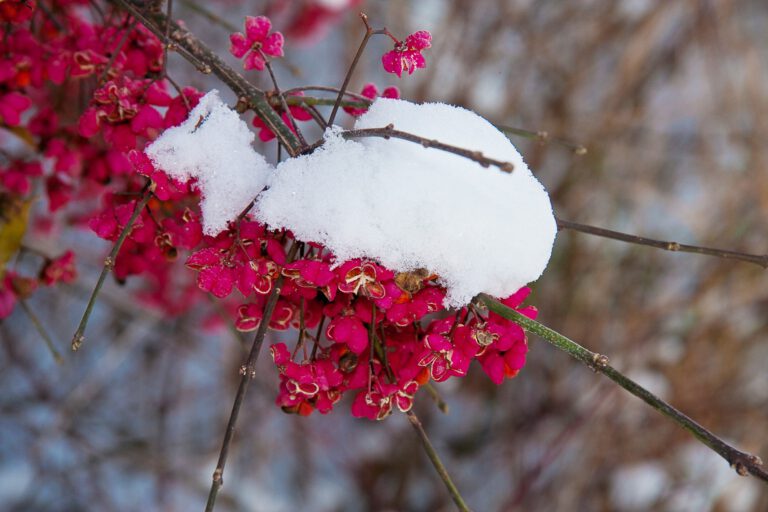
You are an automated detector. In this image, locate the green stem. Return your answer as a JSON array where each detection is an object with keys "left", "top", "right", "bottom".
[
  {"left": 406, "top": 410, "right": 471, "bottom": 512},
  {"left": 423, "top": 382, "right": 449, "bottom": 414},
  {"left": 478, "top": 293, "right": 768, "bottom": 483},
  {"left": 19, "top": 299, "right": 63, "bottom": 364}
]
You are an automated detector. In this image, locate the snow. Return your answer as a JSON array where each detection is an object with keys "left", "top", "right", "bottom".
[
  {"left": 256, "top": 98, "right": 556, "bottom": 307},
  {"left": 145, "top": 90, "right": 273, "bottom": 236}
]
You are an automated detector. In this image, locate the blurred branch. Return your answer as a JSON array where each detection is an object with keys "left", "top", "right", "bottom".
[
  {"left": 18, "top": 299, "right": 63, "bottom": 364},
  {"left": 497, "top": 125, "right": 587, "bottom": 155},
  {"left": 406, "top": 410, "right": 470, "bottom": 511},
  {"left": 556, "top": 217, "right": 768, "bottom": 268},
  {"left": 179, "top": 0, "right": 238, "bottom": 32},
  {"left": 479, "top": 294, "right": 768, "bottom": 484}
]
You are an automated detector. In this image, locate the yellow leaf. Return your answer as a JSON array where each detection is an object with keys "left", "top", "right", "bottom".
[{"left": 0, "top": 194, "right": 32, "bottom": 279}]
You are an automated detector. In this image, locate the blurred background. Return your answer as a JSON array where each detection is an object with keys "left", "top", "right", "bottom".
[{"left": 2, "top": 0, "right": 768, "bottom": 510}]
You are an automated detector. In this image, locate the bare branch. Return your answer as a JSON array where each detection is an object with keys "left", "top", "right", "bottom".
[
  {"left": 204, "top": 243, "right": 299, "bottom": 512},
  {"left": 479, "top": 294, "right": 768, "bottom": 484},
  {"left": 306, "top": 124, "right": 515, "bottom": 173},
  {"left": 557, "top": 217, "right": 768, "bottom": 268}
]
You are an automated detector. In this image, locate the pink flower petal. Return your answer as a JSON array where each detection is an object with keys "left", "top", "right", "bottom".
[
  {"left": 229, "top": 33, "right": 250, "bottom": 58},
  {"left": 245, "top": 15, "right": 271, "bottom": 42}
]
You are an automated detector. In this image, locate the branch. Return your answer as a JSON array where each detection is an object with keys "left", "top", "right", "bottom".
[
  {"left": 478, "top": 294, "right": 768, "bottom": 483},
  {"left": 406, "top": 410, "right": 471, "bottom": 512},
  {"left": 556, "top": 217, "right": 768, "bottom": 269},
  {"left": 306, "top": 124, "right": 515, "bottom": 173},
  {"left": 72, "top": 186, "right": 153, "bottom": 351},
  {"left": 327, "top": 13, "right": 387, "bottom": 126},
  {"left": 497, "top": 125, "right": 587, "bottom": 155},
  {"left": 204, "top": 243, "right": 299, "bottom": 512},
  {"left": 109, "top": 0, "right": 302, "bottom": 156}
]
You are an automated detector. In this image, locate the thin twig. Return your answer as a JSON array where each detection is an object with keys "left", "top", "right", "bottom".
[
  {"left": 556, "top": 217, "right": 768, "bottom": 268},
  {"left": 423, "top": 382, "right": 449, "bottom": 413},
  {"left": 276, "top": 94, "right": 369, "bottom": 111},
  {"left": 71, "top": 185, "right": 153, "bottom": 351},
  {"left": 204, "top": 242, "right": 299, "bottom": 512},
  {"left": 327, "top": 13, "right": 386, "bottom": 126},
  {"left": 260, "top": 51, "right": 308, "bottom": 149},
  {"left": 98, "top": 18, "right": 138, "bottom": 84},
  {"left": 406, "top": 410, "right": 471, "bottom": 511},
  {"left": 179, "top": 0, "right": 239, "bottom": 32},
  {"left": 478, "top": 294, "right": 768, "bottom": 483},
  {"left": 284, "top": 85, "right": 370, "bottom": 102},
  {"left": 18, "top": 299, "right": 63, "bottom": 364},
  {"left": 307, "top": 125, "right": 515, "bottom": 173},
  {"left": 163, "top": 0, "right": 174, "bottom": 76},
  {"left": 498, "top": 125, "right": 587, "bottom": 155}
]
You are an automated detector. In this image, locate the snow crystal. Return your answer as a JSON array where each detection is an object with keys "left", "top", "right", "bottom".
[
  {"left": 256, "top": 98, "right": 557, "bottom": 307},
  {"left": 145, "top": 90, "right": 273, "bottom": 235}
]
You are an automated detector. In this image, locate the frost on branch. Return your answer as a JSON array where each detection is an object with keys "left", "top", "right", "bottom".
[
  {"left": 256, "top": 98, "right": 557, "bottom": 307},
  {"left": 145, "top": 90, "right": 272, "bottom": 236}
]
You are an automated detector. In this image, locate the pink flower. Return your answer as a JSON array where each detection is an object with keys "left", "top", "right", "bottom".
[
  {"left": 326, "top": 315, "right": 369, "bottom": 354},
  {"left": 0, "top": 92, "right": 32, "bottom": 126},
  {"left": 344, "top": 83, "right": 400, "bottom": 116},
  {"left": 40, "top": 251, "right": 77, "bottom": 286},
  {"left": 381, "top": 30, "right": 431, "bottom": 78},
  {"left": 229, "top": 16, "right": 284, "bottom": 71}
]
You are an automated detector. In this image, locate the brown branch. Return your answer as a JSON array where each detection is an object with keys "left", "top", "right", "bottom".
[
  {"left": 497, "top": 125, "right": 587, "bottom": 155},
  {"left": 327, "top": 13, "right": 387, "bottom": 126},
  {"left": 556, "top": 217, "right": 768, "bottom": 268},
  {"left": 259, "top": 50, "right": 308, "bottom": 149},
  {"left": 479, "top": 294, "right": 768, "bottom": 484},
  {"left": 204, "top": 243, "right": 299, "bottom": 512},
  {"left": 72, "top": 184, "right": 153, "bottom": 351},
  {"left": 284, "top": 85, "right": 371, "bottom": 102},
  {"left": 307, "top": 125, "right": 515, "bottom": 173},
  {"left": 109, "top": 0, "right": 302, "bottom": 156}
]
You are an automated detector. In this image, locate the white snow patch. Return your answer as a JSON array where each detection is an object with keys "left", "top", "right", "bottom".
[
  {"left": 145, "top": 90, "right": 273, "bottom": 235},
  {"left": 256, "top": 98, "right": 556, "bottom": 307}
]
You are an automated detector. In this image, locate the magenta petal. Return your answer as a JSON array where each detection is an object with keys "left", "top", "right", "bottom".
[
  {"left": 185, "top": 247, "right": 221, "bottom": 269},
  {"left": 262, "top": 32, "right": 284, "bottom": 57},
  {"left": 361, "top": 83, "right": 378, "bottom": 99},
  {"left": 381, "top": 51, "right": 403, "bottom": 77},
  {"left": 382, "top": 86, "right": 400, "bottom": 99},
  {"left": 243, "top": 51, "right": 266, "bottom": 71},
  {"left": 480, "top": 354, "right": 505, "bottom": 385},
  {"left": 406, "top": 30, "right": 432, "bottom": 50},
  {"left": 245, "top": 16, "right": 271, "bottom": 42},
  {"left": 229, "top": 33, "right": 250, "bottom": 58},
  {"left": 270, "top": 343, "right": 291, "bottom": 366}
]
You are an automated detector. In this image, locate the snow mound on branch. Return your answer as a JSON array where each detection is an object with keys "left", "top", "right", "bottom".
[
  {"left": 256, "top": 98, "right": 557, "bottom": 307},
  {"left": 145, "top": 90, "right": 273, "bottom": 235}
]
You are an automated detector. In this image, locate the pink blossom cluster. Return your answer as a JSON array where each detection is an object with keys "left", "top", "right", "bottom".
[
  {"left": 0, "top": 4, "right": 529, "bottom": 420},
  {"left": 178, "top": 221, "right": 536, "bottom": 419}
]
